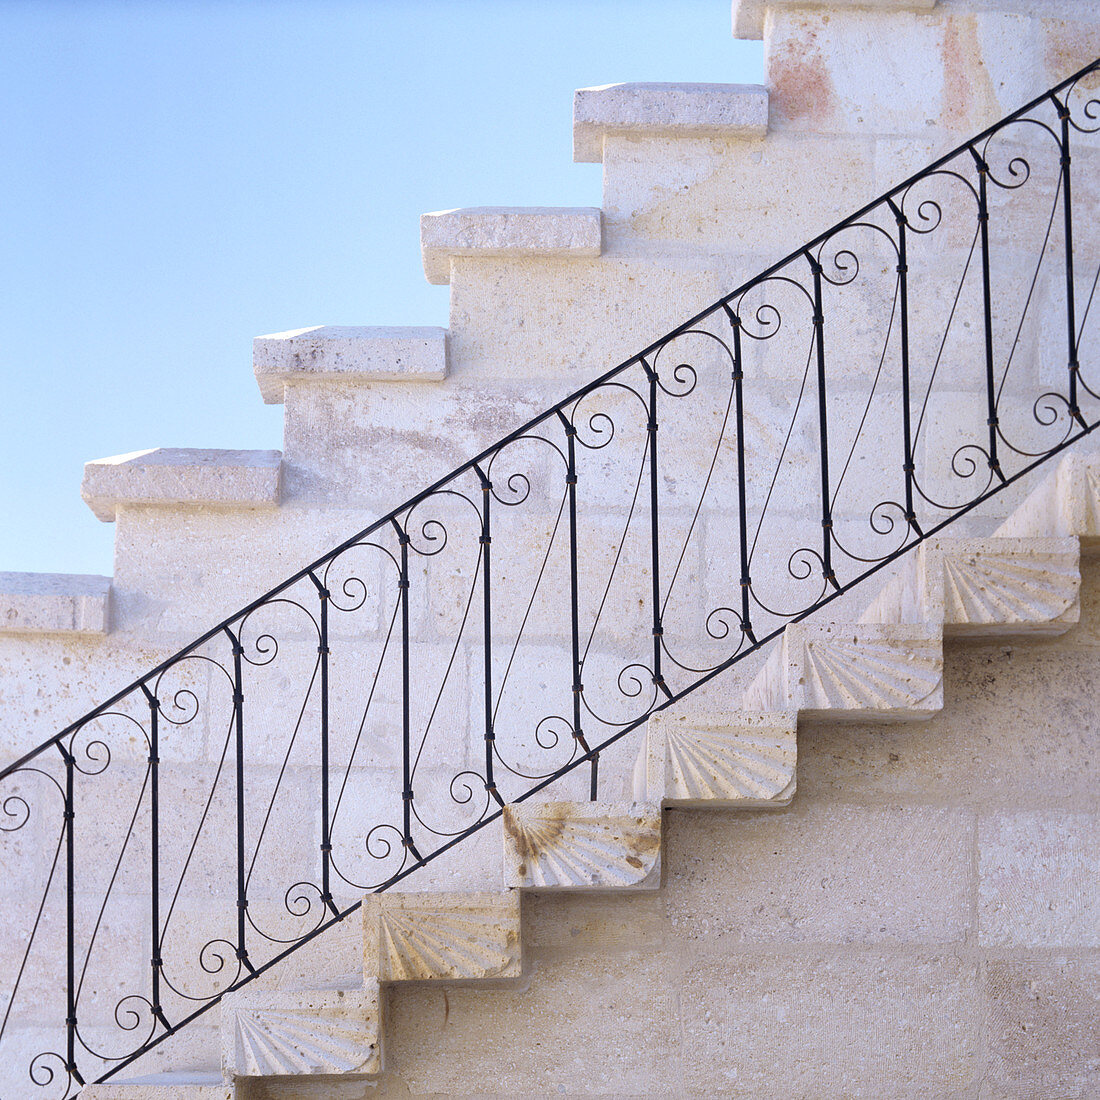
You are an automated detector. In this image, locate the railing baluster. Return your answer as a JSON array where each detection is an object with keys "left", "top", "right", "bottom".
[
  {"left": 390, "top": 518, "right": 423, "bottom": 859},
  {"left": 555, "top": 410, "right": 598, "bottom": 799},
  {"left": 887, "top": 199, "right": 923, "bottom": 538},
  {"left": 640, "top": 357, "right": 673, "bottom": 701},
  {"left": 807, "top": 253, "right": 840, "bottom": 590},
  {"left": 1052, "top": 93, "right": 1088, "bottom": 428},
  {"left": 474, "top": 466, "right": 505, "bottom": 807},
  {"left": 723, "top": 306, "right": 758, "bottom": 646},
  {"left": 223, "top": 625, "right": 255, "bottom": 975},
  {"left": 58, "top": 740, "right": 83, "bottom": 1089},
  {"left": 139, "top": 684, "right": 170, "bottom": 1030},
  {"left": 969, "top": 146, "right": 1008, "bottom": 483},
  {"left": 306, "top": 574, "right": 340, "bottom": 917}
]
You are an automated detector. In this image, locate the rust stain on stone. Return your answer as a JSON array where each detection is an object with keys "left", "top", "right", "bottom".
[
  {"left": 1044, "top": 20, "right": 1100, "bottom": 83},
  {"left": 942, "top": 17, "right": 974, "bottom": 130},
  {"left": 503, "top": 802, "right": 568, "bottom": 862},
  {"left": 769, "top": 25, "right": 834, "bottom": 125}
]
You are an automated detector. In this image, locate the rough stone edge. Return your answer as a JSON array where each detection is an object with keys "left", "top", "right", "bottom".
[
  {"left": 420, "top": 207, "right": 603, "bottom": 285},
  {"left": 0, "top": 572, "right": 112, "bottom": 635},
  {"left": 732, "top": 0, "right": 938, "bottom": 40},
  {"left": 252, "top": 326, "right": 450, "bottom": 405},
  {"left": 572, "top": 82, "right": 769, "bottom": 163},
  {"left": 82, "top": 449, "right": 283, "bottom": 522}
]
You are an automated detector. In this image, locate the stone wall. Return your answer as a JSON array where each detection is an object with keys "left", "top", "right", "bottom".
[
  {"left": 255, "top": 554, "right": 1099, "bottom": 1099},
  {"left": 3, "top": 0, "right": 1100, "bottom": 1093}
]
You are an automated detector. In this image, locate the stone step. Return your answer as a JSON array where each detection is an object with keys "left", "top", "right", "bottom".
[
  {"left": 364, "top": 890, "right": 521, "bottom": 983},
  {"left": 502, "top": 800, "right": 661, "bottom": 890},
  {"left": 0, "top": 571, "right": 111, "bottom": 635},
  {"left": 220, "top": 984, "right": 380, "bottom": 1079},
  {"left": 573, "top": 82, "right": 769, "bottom": 163},
  {"left": 82, "top": 448, "right": 282, "bottom": 523},
  {"left": 860, "top": 536, "right": 1080, "bottom": 637},
  {"left": 253, "top": 325, "right": 449, "bottom": 405},
  {"left": 634, "top": 709, "right": 797, "bottom": 806},
  {"left": 742, "top": 622, "right": 944, "bottom": 720},
  {"left": 420, "top": 206, "right": 603, "bottom": 286}
]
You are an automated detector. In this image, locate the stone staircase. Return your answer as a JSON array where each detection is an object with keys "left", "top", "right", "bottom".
[
  {"left": 79, "top": 450, "right": 1099, "bottom": 1096},
  {"left": 2, "top": 0, "right": 1100, "bottom": 1095}
]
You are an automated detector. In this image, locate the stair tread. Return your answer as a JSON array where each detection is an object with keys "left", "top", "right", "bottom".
[{"left": 573, "top": 81, "right": 768, "bottom": 162}]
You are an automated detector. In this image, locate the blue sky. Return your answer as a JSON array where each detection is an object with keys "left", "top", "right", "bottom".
[{"left": 0, "top": 0, "right": 762, "bottom": 577}]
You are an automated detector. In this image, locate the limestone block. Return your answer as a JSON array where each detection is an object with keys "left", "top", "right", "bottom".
[
  {"left": 362, "top": 890, "right": 520, "bottom": 982},
  {"left": 108, "top": 506, "right": 377, "bottom": 636},
  {"left": 733, "top": 0, "right": 938, "bottom": 41},
  {"left": 680, "top": 952, "right": 978, "bottom": 1095},
  {"left": 420, "top": 207, "right": 602, "bottom": 285},
  {"left": 981, "top": 955, "right": 1100, "bottom": 1098},
  {"left": 0, "top": 571, "right": 111, "bottom": 635},
  {"left": 859, "top": 536, "right": 1080, "bottom": 636},
  {"left": 383, "top": 951, "right": 681, "bottom": 1095},
  {"left": 82, "top": 1076, "right": 230, "bottom": 1100},
  {"left": 83, "top": 449, "right": 282, "bottom": 523},
  {"left": 995, "top": 452, "right": 1100, "bottom": 542},
  {"left": 763, "top": 9, "right": 950, "bottom": 136},
  {"left": 743, "top": 621, "right": 943, "bottom": 719},
  {"left": 664, "top": 801, "right": 973, "bottom": 944},
  {"left": 220, "top": 984, "right": 380, "bottom": 1077},
  {"left": 978, "top": 811, "right": 1100, "bottom": 946},
  {"left": 573, "top": 82, "right": 768, "bottom": 163},
  {"left": 634, "top": 709, "right": 796, "bottom": 805},
  {"left": 252, "top": 326, "right": 448, "bottom": 404},
  {"left": 502, "top": 800, "right": 661, "bottom": 889},
  {"left": 602, "top": 131, "right": 876, "bottom": 254}
]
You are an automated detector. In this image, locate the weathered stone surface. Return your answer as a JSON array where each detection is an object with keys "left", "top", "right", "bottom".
[
  {"left": 363, "top": 891, "right": 521, "bottom": 982},
  {"left": 83, "top": 449, "right": 282, "bottom": 522},
  {"left": 253, "top": 326, "right": 449, "bottom": 404},
  {"left": 220, "top": 984, "right": 380, "bottom": 1077},
  {"left": 382, "top": 951, "right": 681, "bottom": 1096},
  {"left": 664, "top": 801, "right": 973, "bottom": 944},
  {"left": 573, "top": 82, "right": 768, "bottom": 162},
  {"left": 680, "top": 952, "right": 979, "bottom": 1097},
  {"left": 0, "top": 571, "right": 111, "bottom": 635},
  {"left": 859, "top": 536, "right": 1080, "bottom": 636},
  {"left": 979, "top": 811, "right": 1100, "bottom": 946},
  {"left": 996, "top": 452, "right": 1100, "bottom": 543},
  {"left": 734, "top": 0, "right": 938, "bottom": 40},
  {"left": 420, "top": 207, "right": 602, "bottom": 284},
  {"left": 981, "top": 954, "right": 1100, "bottom": 1097},
  {"left": 743, "top": 622, "right": 944, "bottom": 719},
  {"left": 81, "top": 1076, "right": 230, "bottom": 1099},
  {"left": 502, "top": 801, "right": 661, "bottom": 889},
  {"left": 798, "top": 634, "right": 1100, "bottom": 809},
  {"left": 635, "top": 709, "right": 796, "bottom": 805}
]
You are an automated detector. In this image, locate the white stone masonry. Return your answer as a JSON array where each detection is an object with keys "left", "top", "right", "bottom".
[
  {"left": 420, "top": 206, "right": 602, "bottom": 284},
  {"left": 253, "top": 326, "right": 449, "bottom": 404},
  {"left": 573, "top": 82, "right": 769, "bottom": 162},
  {"left": 81, "top": 448, "right": 282, "bottom": 521}
]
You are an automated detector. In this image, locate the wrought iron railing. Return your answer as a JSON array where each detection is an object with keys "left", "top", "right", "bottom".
[{"left": 4, "top": 59, "right": 1100, "bottom": 1095}]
